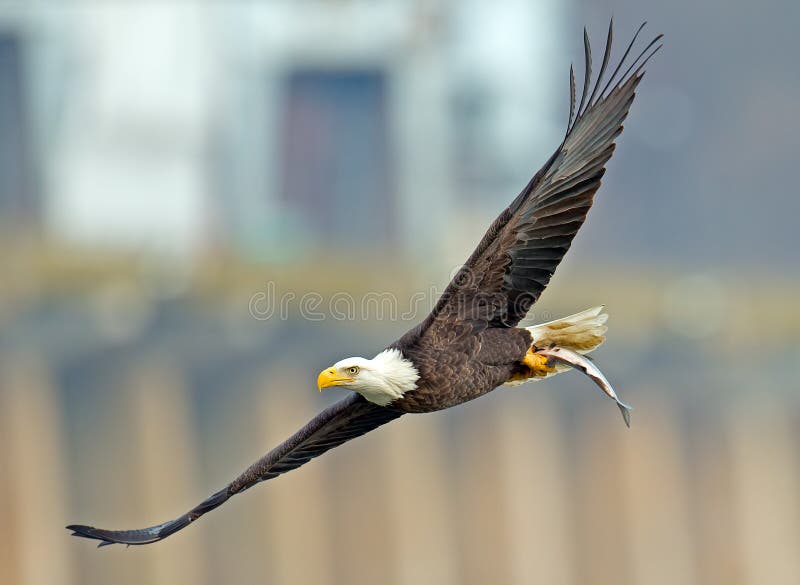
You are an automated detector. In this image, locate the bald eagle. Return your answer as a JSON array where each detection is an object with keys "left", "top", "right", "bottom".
[{"left": 68, "top": 21, "right": 661, "bottom": 547}]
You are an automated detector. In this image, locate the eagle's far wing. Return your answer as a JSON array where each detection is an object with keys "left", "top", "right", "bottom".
[
  {"left": 67, "top": 394, "right": 402, "bottom": 546},
  {"left": 405, "top": 22, "right": 661, "bottom": 344}
]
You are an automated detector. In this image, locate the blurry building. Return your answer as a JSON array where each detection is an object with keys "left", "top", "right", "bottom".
[
  {"left": 0, "top": 1, "right": 565, "bottom": 261},
  {"left": 0, "top": 14, "right": 38, "bottom": 227}
]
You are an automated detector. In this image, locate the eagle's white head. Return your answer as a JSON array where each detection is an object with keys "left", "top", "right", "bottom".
[{"left": 317, "top": 349, "right": 419, "bottom": 406}]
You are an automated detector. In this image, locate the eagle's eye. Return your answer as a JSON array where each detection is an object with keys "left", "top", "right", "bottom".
[{"left": 346, "top": 366, "right": 360, "bottom": 376}]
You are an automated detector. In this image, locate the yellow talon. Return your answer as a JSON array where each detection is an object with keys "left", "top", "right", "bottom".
[{"left": 522, "top": 349, "right": 557, "bottom": 377}]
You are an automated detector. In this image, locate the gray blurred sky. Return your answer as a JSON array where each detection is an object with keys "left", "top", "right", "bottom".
[
  {"left": 0, "top": 1, "right": 796, "bottom": 275},
  {"left": 572, "top": 0, "right": 799, "bottom": 271}
]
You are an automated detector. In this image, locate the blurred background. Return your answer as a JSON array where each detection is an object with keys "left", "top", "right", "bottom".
[{"left": 1, "top": 1, "right": 798, "bottom": 584}]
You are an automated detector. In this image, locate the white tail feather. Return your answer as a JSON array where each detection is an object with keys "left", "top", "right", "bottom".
[
  {"left": 528, "top": 305, "right": 608, "bottom": 354},
  {"left": 505, "top": 306, "right": 609, "bottom": 386}
]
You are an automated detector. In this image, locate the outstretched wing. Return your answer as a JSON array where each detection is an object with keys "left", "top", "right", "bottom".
[
  {"left": 67, "top": 394, "right": 403, "bottom": 546},
  {"left": 403, "top": 21, "right": 662, "bottom": 347}
]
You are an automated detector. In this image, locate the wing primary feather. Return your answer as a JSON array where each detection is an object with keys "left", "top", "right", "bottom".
[
  {"left": 630, "top": 40, "right": 664, "bottom": 79},
  {"left": 567, "top": 63, "right": 576, "bottom": 135},
  {"left": 66, "top": 395, "right": 402, "bottom": 546},
  {"left": 389, "top": 23, "right": 662, "bottom": 336},
  {"left": 598, "top": 21, "right": 647, "bottom": 99},
  {"left": 587, "top": 18, "right": 615, "bottom": 108},
  {"left": 66, "top": 487, "right": 230, "bottom": 546},
  {"left": 615, "top": 34, "right": 664, "bottom": 88},
  {"left": 576, "top": 27, "right": 592, "bottom": 119}
]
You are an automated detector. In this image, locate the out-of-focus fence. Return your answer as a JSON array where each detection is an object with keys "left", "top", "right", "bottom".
[{"left": 1, "top": 351, "right": 797, "bottom": 585}]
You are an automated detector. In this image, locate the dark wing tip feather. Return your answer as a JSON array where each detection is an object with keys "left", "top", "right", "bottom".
[
  {"left": 66, "top": 487, "right": 230, "bottom": 547},
  {"left": 617, "top": 33, "right": 664, "bottom": 86},
  {"left": 576, "top": 27, "right": 592, "bottom": 119},
  {"left": 67, "top": 523, "right": 163, "bottom": 547},
  {"left": 631, "top": 39, "right": 664, "bottom": 79},
  {"left": 587, "top": 19, "right": 615, "bottom": 108},
  {"left": 66, "top": 397, "right": 400, "bottom": 548},
  {"left": 568, "top": 21, "right": 663, "bottom": 139},
  {"left": 567, "top": 64, "right": 576, "bottom": 133},
  {"left": 597, "top": 21, "right": 647, "bottom": 99},
  {"left": 382, "top": 20, "right": 663, "bottom": 333},
  {"left": 66, "top": 517, "right": 189, "bottom": 547}
]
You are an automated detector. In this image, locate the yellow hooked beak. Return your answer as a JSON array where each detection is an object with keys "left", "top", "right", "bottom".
[{"left": 317, "top": 367, "right": 353, "bottom": 391}]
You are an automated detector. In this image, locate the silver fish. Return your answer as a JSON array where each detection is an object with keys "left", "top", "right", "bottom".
[{"left": 535, "top": 346, "right": 632, "bottom": 427}]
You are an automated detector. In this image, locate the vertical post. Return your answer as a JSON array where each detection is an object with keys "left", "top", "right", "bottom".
[
  {"left": 693, "top": 418, "right": 745, "bottom": 585},
  {"left": 573, "top": 407, "right": 630, "bottom": 585},
  {"left": 0, "top": 354, "right": 73, "bottom": 585},
  {"left": 326, "top": 397, "right": 397, "bottom": 585},
  {"left": 256, "top": 369, "right": 335, "bottom": 585},
  {"left": 496, "top": 395, "right": 576, "bottom": 585},
  {"left": 618, "top": 396, "right": 698, "bottom": 585},
  {"left": 127, "top": 360, "right": 206, "bottom": 585},
  {"left": 453, "top": 402, "right": 512, "bottom": 585},
  {"left": 728, "top": 399, "right": 800, "bottom": 584},
  {"left": 200, "top": 375, "right": 270, "bottom": 583},
  {"left": 384, "top": 410, "right": 459, "bottom": 585}
]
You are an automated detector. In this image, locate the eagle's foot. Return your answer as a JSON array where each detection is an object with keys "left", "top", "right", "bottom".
[{"left": 521, "top": 347, "right": 557, "bottom": 377}]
